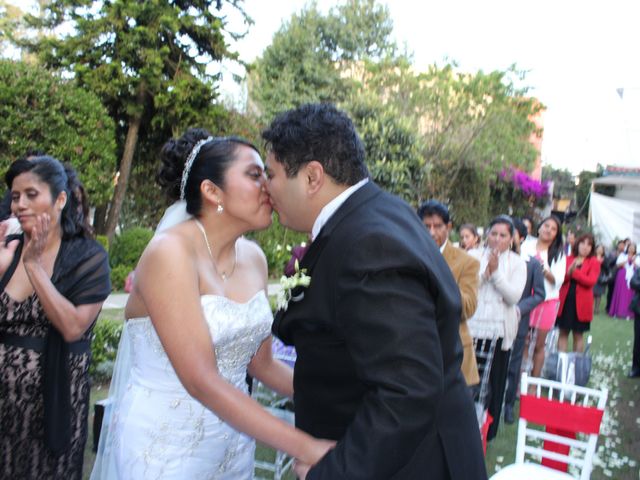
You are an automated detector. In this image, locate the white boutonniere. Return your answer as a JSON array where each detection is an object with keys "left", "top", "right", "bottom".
[{"left": 277, "top": 260, "right": 311, "bottom": 311}]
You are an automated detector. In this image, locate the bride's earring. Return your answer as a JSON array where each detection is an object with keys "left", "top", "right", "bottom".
[{"left": 217, "top": 203, "right": 224, "bottom": 214}]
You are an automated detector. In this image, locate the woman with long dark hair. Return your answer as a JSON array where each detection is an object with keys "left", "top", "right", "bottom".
[
  {"left": 557, "top": 233, "right": 600, "bottom": 352},
  {"left": 0, "top": 156, "right": 111, "bottom": 479},
  {"left": 521, "top": 215, "right": 566, "bottom": 377}
]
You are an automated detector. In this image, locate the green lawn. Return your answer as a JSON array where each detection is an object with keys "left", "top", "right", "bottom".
[{"left": 83, "top": 310, "right": 639, "bottom": 479}]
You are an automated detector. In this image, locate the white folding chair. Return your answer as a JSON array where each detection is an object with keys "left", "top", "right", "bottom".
[
  {"left": 252, "top": 338, "right": 296, "bottom": 480},
  {"left": 490, "top": 373, "right": 608, "bottom": 480},
  {"left": 472, "top": 336, "right": 498, "bottom": 454}
]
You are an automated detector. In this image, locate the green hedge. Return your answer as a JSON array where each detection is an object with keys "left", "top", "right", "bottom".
[
  {"left": 248, "top": 216, "right": 307, "bottom": 277},
  {"left": 90, "top": 318, "right": 123, "bottom": 382},
  {"left": 110, "top": 264, "right": 130, "bottom": 292},
  {"left": 108, "top": 227, "right": 152, "bottom": 290},
  {"left": 110, "top": 227, "right": 153, "bottom": 269},
  {"left": 96, "top": 235, "right": 109, "bottom": 252}
]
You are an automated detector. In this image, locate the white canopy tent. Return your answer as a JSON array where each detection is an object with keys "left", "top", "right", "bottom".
[{"left": 589, "top": 176, "right": 640, "bottom": 247}]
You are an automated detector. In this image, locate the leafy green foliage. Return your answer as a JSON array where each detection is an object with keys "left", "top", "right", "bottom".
[
  {"left": 248, "top": 215, "right": 307, "bottom": 278},
  {"left": 346, "top": 94, "right": 425, "bottom": 202},
  {"left": 249, "top": 0, "right": 395, "bottom": 121},
  {"left": 0, "top": 60, "right": 116, "bottom": 204},
  {"left": 22, "top": 0, "right": 250, "bottom": 237},
  {"left": 110, "top": 264, "right": 130, "bottom": 292},
  {"left": 90, "top": 318, "right": 123, "bottom": 382},
  {"left": 250, "top": 2, "right": 540, "bottom": 222},
  {"left": 109, "top": 227, "right": 153, "bottom": 270},
  {"left": 95, "top": 235, "right": 109, "bottom": 252},
  {"left": 542, "top": 165, "right": 575, "bottom": 201}
]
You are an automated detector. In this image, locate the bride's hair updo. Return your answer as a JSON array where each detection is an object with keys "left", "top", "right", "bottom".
[{"left": 157, "top": 128, "right": 259, "bottom": 216}]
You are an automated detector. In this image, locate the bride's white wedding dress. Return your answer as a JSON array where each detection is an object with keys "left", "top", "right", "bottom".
[{"left": 91, "top": 291, "right": 272, "bottom": 479}]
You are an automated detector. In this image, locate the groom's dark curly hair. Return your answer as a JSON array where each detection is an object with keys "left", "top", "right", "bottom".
[{"left": 262, "top": 103, "right": 369, "bottom": 185}]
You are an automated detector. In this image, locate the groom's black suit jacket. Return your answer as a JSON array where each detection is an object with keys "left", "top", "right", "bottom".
[{"left": 273, "top": 182, "right": 486, "bottom": 479}]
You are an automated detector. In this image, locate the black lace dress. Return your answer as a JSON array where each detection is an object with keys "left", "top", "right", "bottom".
[{"left": 0, "top": 235, "right": 110, "bottom": 479}]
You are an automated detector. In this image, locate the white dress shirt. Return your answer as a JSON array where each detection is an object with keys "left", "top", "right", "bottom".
[{"left": 311, "top": 178, "right": 369, "bottom": 241}]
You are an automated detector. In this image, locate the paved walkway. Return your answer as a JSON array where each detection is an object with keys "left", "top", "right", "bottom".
[{"left": 103, "top": 283, "right": 283, "bottom": 310}]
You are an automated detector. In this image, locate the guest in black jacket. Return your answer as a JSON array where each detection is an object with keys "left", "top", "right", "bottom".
[{"left": 606, "top": 240, "right": 626, "bottom": 312}]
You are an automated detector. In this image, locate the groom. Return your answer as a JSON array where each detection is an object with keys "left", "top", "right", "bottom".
[{"left": 263, "top": 103, "right": 486, "bottom": 479}]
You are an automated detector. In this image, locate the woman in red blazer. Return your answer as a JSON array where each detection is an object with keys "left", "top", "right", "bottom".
[{"left": 557, "top": 233, "right": 600, "bottom": 352}]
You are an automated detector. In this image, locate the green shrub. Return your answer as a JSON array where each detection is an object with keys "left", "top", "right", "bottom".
[
  {"left": 110, "top": 264, "right": 130, "bottom": 291},
  {"left": 248, "top": 216, "right": 307, "bottom": 277},
  {"left": 109, "top": 227, "right": 153, "bottom": 269},
  {"left": 96, "top": 235, "right": 109, "bottom": 252},
  {"left": 90, "top": 318, "right": 123, "bottom": 382}
]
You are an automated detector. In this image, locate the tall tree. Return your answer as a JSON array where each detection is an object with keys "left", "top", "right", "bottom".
[
  {"left": 0, "top": 59, "right": 116, "bottom": 205},
  {"left": 542, "top": 165, "right": 575, "bottom": 203},
  {"left": 23, "top": 0, "right": 249, "bottom": 241},
  {"left": 250, "top": 0, "right": 540, "bottom": 223},
  {"left": 249, "top": 0, "right": 395, "bottom": 120},
  {"left": 348, "top": 58, "right": 541, "bottom": 220}
]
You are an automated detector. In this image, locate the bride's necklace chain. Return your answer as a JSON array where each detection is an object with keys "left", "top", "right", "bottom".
[{"left": 195, "top": 219, "right": 237, "bottom": 282}]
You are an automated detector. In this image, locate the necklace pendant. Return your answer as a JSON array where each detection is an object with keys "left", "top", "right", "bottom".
[{"left": 221, "top": 272, "right": 227, "bottom": 282}]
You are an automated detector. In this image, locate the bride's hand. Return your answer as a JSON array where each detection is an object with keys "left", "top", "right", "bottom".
[
  {"left": 294, "top": 438, "right": 335, "bottom": 480},
  {"left": 298, "top": 437, "right": 335, "bottom": 473},
  {"left": 0, "top": 221, "right": 20, "bottom": 274},
  {"left": 293, "top": 460, "right": 311, "bottom": 479}
]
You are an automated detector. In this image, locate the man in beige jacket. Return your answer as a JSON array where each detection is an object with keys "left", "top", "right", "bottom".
[{"left": 418, "top": 200, "right": 480, "bottom": 385}]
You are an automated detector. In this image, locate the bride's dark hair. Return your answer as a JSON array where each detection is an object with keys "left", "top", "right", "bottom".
[{"left": 157, "top": 128, "right": 259, "bottom": 216}]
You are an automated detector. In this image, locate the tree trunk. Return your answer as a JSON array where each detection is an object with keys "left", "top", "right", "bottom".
[
  {"left": 105, "top": 115, "right": 142, "bottom": 244},
  {"left": 93, "top": 204, "right": 107, "bottom": 235}
]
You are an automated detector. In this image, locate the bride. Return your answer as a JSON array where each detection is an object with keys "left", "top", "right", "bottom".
[{"left": 91, "top": 129, "right": 333, "bottom": 479}]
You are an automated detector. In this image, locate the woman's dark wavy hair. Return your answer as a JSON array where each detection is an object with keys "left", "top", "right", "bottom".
[
  {"left": 538, "top": 215, "right": 564, "bottom": 265},
  {"left": 574, "top": 233, "right": 596, "bottom": 258},
  {"left": 5, "top": 155, "right": 93, "bottom": 239},
  {"left": 261, "top": 103, "right": 369, "bottom": 185},
  {"left": 157, "top": 128, "right": 259, "bottom": 216}
]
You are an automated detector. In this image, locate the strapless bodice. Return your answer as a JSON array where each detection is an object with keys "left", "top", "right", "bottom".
[{"left": 126, "top": 291, "right": 272, "bottom": 391}]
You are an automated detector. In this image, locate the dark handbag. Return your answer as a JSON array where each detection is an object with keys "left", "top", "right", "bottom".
[{"left": 543, "top": 334, "right": 592, "bottom": 386}]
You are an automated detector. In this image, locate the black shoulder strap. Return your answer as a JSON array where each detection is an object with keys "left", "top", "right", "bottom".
[{"left": 0, "top": 234, "right": 24, "bottom": 291}]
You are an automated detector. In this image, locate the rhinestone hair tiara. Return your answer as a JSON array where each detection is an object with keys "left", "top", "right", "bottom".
[{"left": 179, "top": 136, "right": 213, "bottom": 200}]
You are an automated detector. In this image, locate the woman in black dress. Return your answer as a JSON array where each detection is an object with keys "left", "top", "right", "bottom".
[
  {"left": 556, "top": 233, "right": 600, "bottom": 352},
  {"left": 0, "top": 156, "right": 111, "bottom": 478}
]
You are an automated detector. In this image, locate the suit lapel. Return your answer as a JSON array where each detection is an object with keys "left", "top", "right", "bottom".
[
  {"left": 273, "top": 180, "right": 381, "bottom": 339},
  {"left": 300, "top": 181, "right": 381, "bottom": 274}
]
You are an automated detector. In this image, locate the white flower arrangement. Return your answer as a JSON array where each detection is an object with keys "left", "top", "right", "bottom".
[{"left": 276, "top": 260, "right": 311, "bottom": 311}]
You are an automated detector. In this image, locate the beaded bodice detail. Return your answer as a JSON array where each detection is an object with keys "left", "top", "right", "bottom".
[{"left": 127, "top": 291, "right": 272, "bottom": 391}]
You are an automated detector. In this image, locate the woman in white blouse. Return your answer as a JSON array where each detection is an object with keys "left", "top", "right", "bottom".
[
  {"left": 468, "top": 215, "right": 526, "bottom": 441},
  {"left": 520, "top": 215, "right": 566, "bottom": 377}
]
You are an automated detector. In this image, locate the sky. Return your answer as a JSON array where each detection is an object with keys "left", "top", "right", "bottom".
[
  {"left": 8, "top": 0, "right": 640, "bottom": 175},
  {"left": 219, "top": 0, "right": 640, "bottom": 175}
]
